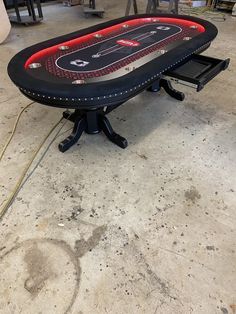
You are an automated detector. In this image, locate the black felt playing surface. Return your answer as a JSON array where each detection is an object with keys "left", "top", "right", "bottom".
[{"left": 56, "top": 23, "right": 181, "bottom": 73}]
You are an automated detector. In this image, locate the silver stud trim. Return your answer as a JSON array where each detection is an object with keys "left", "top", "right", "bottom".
[
  {"left": 159, "top": 49, "right": 167, "bottom": 54},
  {"left": 72, "top": 80, "right": 85, "bottom": 84},
  {"left": 59, "top": 45, "right": 70, "bottom": 50},
  {"left": 29, "top": 63, "right": 41, "bottom": 69}
]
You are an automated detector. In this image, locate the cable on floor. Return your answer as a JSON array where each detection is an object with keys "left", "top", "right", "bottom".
[
  {"left": 0, "top": 102, "right": 65, "bottom": 220},
  {"left": 0, "top": 101, "right": 34, "bottom": 162},
  {"left": 20, "top": 116, "right": 72, "bottom": 192}
]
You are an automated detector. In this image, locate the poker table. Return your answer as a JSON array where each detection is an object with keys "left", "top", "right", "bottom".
[{"left": 8, "top": 14, "right": 229, "bottom": 152}]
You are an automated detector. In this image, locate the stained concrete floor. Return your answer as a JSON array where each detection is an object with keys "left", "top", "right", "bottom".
[{"left": 0, "top": 2, "right": 236, "bottom": 313}]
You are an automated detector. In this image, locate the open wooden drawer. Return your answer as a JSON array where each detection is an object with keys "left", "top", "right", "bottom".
[{"left": 163, "top": 54, "right": 230, "bottom": 92}]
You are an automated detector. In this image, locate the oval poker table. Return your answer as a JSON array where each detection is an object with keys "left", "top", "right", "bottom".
[{"left": 8, "top": 14, "right": 229, "bottom": 152}]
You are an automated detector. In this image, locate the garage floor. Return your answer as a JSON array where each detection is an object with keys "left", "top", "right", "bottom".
[{"left": 0, "top": 2, "right": 236, "bottom": 313}]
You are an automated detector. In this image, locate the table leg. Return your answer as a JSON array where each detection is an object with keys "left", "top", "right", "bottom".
[
  {"left": 13, "top": 0, "right": 21, "bottom": 23},
  {"left": 36, "top": 0, "right": 43, "bottom": 18},
  {"left": 133, "top": 0, "right": 138, "bottom": 14},
  {"left": 125, "top": 0, "right": 132, "bottom": 16},
  {"left": 174, "top": 0, "right": 179, "bottom": 14},
  {"left": 59, "top": 108, "right": 128, "bottom": 151},
  {"left": 146, "top": 0, "right": 158, "bottom": 13},
  {"left": 147, "top": 80, "right": 161, "bottom": 92},
  {"left": 99, "top": 115, "right": 128, "bottom": 149},
  {"left": 168, "top": 0, "right": 177, "bottom": 13},
  {"left": 59, "top": 116, "right": 86, "bottom": 152},
  {"left": 160, "top": 79, "right": 185, "bottom": 101},
  {"left": 146, "top": 0, "right": 152, "bottom": 13},
  {"left": 62, "top": 109, "right": 81, "bottom": 122},
  {"left": 153, "top": 0, "right": 158, "bottom": 13},
  {"left": 28, "top": 0, "right": 36, "bottom": 21},
  {"left": 26, "top": 0, "right": 32, "bottom": 16}
]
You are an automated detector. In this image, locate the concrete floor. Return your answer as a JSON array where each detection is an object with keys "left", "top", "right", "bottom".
[{"left": 0, "top": 2, "right": 236, "bottom": 313}]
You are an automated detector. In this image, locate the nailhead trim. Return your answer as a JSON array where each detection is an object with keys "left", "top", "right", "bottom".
[{"left": 20, "top": 43, "right": 209, "bottom": 103}]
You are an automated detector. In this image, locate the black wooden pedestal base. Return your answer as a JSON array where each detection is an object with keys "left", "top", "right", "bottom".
[
  {"left": 59, "top": 109, "right": 127, "bottom": 152},
  {"left": 147, "top": 78, "right": 185, "bottom": 101},
  {"left": 58, "top": 79, "right": 184, "bottom": 152}
]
